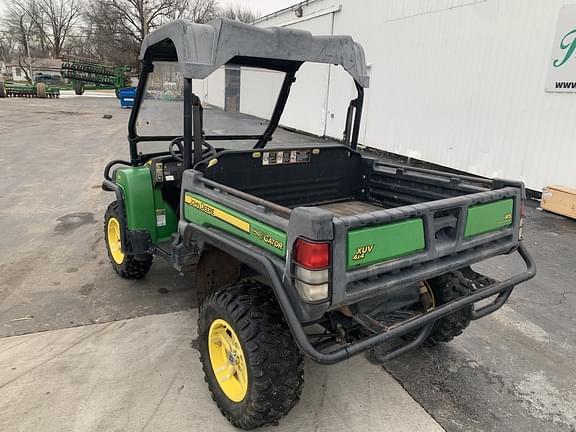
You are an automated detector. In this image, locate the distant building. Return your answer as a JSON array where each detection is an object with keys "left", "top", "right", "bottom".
[{"left": 6, "top": 58, "right": 63, "bottom": 83}]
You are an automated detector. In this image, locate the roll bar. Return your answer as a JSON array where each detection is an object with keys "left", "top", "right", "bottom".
[{"left": 127, "top": 58, "right": 365, "bottom": 168}]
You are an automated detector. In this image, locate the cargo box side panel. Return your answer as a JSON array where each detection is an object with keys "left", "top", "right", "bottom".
[{"left": 184, "top": 193, "right": 287, "bottom": 257}]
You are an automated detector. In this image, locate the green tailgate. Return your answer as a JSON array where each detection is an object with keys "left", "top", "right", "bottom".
[
  {"left": 465, "top": 199, "right": 513, "bottom": 238},
  {"left": 347, "top": 218, "right": 425, "bottom": 269},
  {"left": 184, "top": 193, "right": 287, "bottom": 257}
]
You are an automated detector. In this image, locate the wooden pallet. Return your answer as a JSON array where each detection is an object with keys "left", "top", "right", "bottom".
[{"left": 541, "top": 185, "right": 576, "bottom": 220}]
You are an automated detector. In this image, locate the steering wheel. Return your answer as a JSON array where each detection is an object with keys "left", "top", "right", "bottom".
[{"left": 169, "top": 137, "right": 216, "bottom": 163}]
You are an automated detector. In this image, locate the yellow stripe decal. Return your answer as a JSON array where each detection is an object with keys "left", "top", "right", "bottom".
[{"left": 185, "top": 195, "right": 250, "bottom": 233}]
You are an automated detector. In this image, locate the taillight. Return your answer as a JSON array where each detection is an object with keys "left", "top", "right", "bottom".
[
  {"left": 294, "top": 239, "right": 330, "bottom": 269},
  {"left": 292, "top": 238, "right": 330, "bottom": 302}
]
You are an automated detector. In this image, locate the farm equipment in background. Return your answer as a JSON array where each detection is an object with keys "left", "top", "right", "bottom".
[
  {"left": 61, "top": 57, "right": 132, "bottom": 97},
  {"left": 0, "top": 81, "right": 60, "bottom": 98}
]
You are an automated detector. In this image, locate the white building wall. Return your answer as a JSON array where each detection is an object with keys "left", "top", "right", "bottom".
[
  {"left": 240, "top": 14, "right": 333, "bottom": 136},
  {"left": 240, "top": 67, "right": 284, "bottom": 119},
  {"left": 248, "top": 0, "right": 576, "bottom": 191},
  {"left": 199, "top": 66, "right": 225, "bottom": 109}
]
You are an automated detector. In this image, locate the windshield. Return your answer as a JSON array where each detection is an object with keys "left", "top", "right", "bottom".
[{"left": 136, "top": 61, "right": 283, "bottom": 155}]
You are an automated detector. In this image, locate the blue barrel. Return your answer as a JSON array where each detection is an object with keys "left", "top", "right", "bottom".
[{"left": 119, "top": 87, "right": 136, "bottom": 108}]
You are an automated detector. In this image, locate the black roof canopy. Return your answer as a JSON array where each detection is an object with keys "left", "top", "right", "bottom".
[{"left": 140, "top": 18, "right": 370, "bottom": 87}]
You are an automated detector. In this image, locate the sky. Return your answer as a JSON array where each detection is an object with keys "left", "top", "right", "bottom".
[
  {"left": 215, "top": 0, "right": 298, "bottom": 17},
  {"left": 0, "top": 0, "right": 298, "bottom": 18}
]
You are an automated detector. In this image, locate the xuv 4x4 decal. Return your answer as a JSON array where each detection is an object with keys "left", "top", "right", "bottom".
[{"left": 352, "top": 244, "right": 374, "bottom": 261}]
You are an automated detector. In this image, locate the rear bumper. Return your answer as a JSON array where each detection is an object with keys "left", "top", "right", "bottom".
[{"left": 186, "top": 223, "right": 536, "bottom": 365}]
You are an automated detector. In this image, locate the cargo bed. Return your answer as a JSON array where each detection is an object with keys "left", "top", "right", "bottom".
[
  {"left": 200, "top": 145, "right": 489, "bottom": 211},
  {"left": 316, "top": 200, "right": 384, "bottom": 216},
  {"left": 186, "top": 145, "right": 524, "bottom": 284}
]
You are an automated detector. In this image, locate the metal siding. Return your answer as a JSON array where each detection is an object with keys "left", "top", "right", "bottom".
[
  {"left": 204, "top": 67, "right": 225, "bottom": 109},
  {"left": 176, "top": 0, "right": 576, "bottom": 191},
  {"left": 239, "top": 67, "right": 284, "bottom": 119},
  {"left": 243, "top": 13, "right": 334, "bottom": 136},
  {"left": 248, "top": 0, "right": 576, "bottom": 191},
  {"left": 345, "top": 0, "right": 576, "bottom": 191}
]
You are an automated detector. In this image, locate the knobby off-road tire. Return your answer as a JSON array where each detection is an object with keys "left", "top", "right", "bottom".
[
  {"left": 424, "top": 268, "right": 488, "bottom": 346},
  {"left": 104, "top": 201, "right": 152, "bottom": 279},
  {"left": 198, "top": 282, "right": 304, "bottom": 429}
]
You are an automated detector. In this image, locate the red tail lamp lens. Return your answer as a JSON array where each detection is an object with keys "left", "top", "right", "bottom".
[{"left": 294, "top": 239, "right": 330, "bottom": 270}]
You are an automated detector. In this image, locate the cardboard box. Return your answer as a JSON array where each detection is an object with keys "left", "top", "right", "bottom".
[{"left": 541, "top": 185, "right": 576, "bottom": 220}]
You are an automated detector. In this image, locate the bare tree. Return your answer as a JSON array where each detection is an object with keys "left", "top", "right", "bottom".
[
  {"left": 0, "top": 0, "right": 258, "bottom": 73},
  {"left": 80, "top": 1, "right": 140, "bottom": 66},
  {"left": 219, "top": 3, "right": 259, "bottom": 23},
  {"left": 3, "top": 0, "right": 81, "bottom": 60},
  {"left": 35, "top": 0, "right": 83, "bottom": 57},
  {"left": 5, "top": 1, "right": 37, "bottom": 51},
  {"left": 185, "top": 0, "right": 219, "bottom": 22},
  {"left": 4, "top": 1, "right": 41, "bottom": 82},
  {"left": 78, "top": 0, "right": 219, "bottom": 66},
  {"left": 0, "top": 31, "right": 17, "bottom": 62},
  {"left": 17, "top": 55, "right": 39, "bottom": 83},
  {"left": 103, "top": 0, "right": 189, "bottom": 45}
]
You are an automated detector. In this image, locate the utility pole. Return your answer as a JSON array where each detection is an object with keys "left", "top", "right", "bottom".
[
  {"left": 142, "top": 0, "right": 148, "bottom": 39},
  {"left": 18, "top": 14, "right": 34, "bottom": 84},
  {"left": 24, "top": 32, "right": 33, "bottom": 84}
]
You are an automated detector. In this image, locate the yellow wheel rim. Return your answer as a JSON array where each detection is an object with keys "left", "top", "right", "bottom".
[
  {"left": 107, "top": 217, "right": 125, "bottom": 265},
  {"left": 208, "top": 319, "right": 248, "bottom": 402}
]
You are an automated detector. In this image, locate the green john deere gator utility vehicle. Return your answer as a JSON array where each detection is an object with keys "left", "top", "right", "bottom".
[{"left": 102, "top": 18, "right": 536, "bottom": 429}]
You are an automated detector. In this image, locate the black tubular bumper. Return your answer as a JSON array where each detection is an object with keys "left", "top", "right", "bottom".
[{"left": 188, "top": 224, "right": 536, "bottom": 365}]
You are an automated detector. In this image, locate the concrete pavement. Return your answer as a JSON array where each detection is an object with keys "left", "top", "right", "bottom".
[{"left": 0, "top": 312, "right": 443, "bottom": 432}]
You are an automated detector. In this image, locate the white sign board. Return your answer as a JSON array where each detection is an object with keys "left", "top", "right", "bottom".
[{"left": 546, "top": 5, "right": 576, "bottom": 92}]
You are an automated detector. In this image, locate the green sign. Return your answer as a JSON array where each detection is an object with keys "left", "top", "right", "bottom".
[
  {"left": 553, "top": 28, "right": 576, "bottom": 67},
  {"left": 546, "top": 6, "right": 576, "bottom": 92}
]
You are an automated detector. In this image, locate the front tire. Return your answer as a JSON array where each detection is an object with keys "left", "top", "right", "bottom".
[
  {"left": 104, "top": 201, "right": 152, "bottom": 279},
  {"left": 198, "top": 282, "right": 304, "bottom": 429}
]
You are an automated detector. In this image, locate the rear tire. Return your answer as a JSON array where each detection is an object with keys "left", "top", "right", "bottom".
[
  {"left": 104, "top": 201, "right": 152, "bottom": 279},
  {"left": 423, "top": 269, "right": 478, "bottom": 346},
  {"left": 198, "top": 282, "right": 304, "bottom": 429}
]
